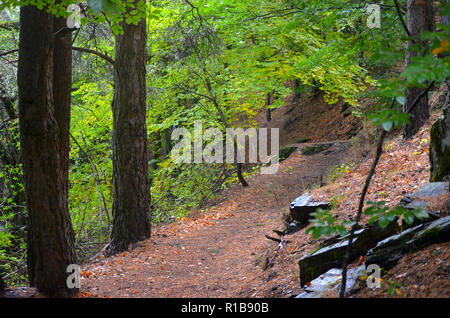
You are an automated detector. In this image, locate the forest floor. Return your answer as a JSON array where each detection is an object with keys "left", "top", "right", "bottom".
[{"left": 78, "top": 93, "right": 449, "bottom": 298}]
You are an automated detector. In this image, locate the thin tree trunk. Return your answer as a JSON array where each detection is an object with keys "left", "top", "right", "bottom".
[
  {"left": 403, "top": 0, "right": 435, "bottom": 139},
  {"left": 18, "top": 5, "right": 77, "bottom": 297},
  {"left": 294, "top": 78, "right": 301, "bottom": 102},
  {"left": 109, "top": 6, "right": 151, "bottom": 254},
  {"left": 0, "top": 268, "right": 5, "bottom": 291}
]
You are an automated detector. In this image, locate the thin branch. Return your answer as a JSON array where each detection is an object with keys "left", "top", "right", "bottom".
[
  {"left": 184, "top": 0, "right": 204, "bottom": 22},
  {"left": 0, "top": 22, "right": 19, "bottom": 31},
  {"left": 338, "top": 98, "right": 394, "bottom": 298},
  {"left": 339, "top": 78, "right": 436, "bottom": 297},
  {"left": 393, "top": 0, "right": 413, "bottom": 39},
  {"left": 72, "top": 46, "right": 114, "bottom": 65},
  {"left": 405, "top": 80, "right": 435, "bottom": 113},
  {"left": 1, "top": 46, "right": 115, "bottom": 66},
  {"left": 0, "top": 49, "right": 18, "bottom": 58}
]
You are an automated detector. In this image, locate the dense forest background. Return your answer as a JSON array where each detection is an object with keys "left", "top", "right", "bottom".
[{"left": 0, "top": 0, "right": 448, "bottom": 298}]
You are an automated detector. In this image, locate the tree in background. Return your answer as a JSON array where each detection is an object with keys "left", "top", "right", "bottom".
[{"left": 403, "top": 0, "right": 435, "bottom": 139}]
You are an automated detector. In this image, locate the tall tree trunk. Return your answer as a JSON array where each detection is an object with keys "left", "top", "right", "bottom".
[
  {"left": 403, "top": 0, "right": 435, "bottom": 139},
  {"left": 18, "top": 5, "right": 77, "bottom": 297},
  {"left": 53, "top": 14, "right": 72, "bottom": 201},
  {"left": 109, "top": 6, "right": 151, "bottom": 254}
]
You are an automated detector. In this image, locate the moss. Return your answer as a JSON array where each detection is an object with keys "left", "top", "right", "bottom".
[
  {"left": 279, "top": 146, "right": 297, "bottom": 162},
  {"left": 301, "top": 143, "right": 333, "bottom": 155}
]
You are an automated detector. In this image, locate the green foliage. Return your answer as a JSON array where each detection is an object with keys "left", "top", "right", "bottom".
[
  {"left": 364, "top": 201, "right": 429, "bottom": 229},
  {"left": 69, "top": 80, "right": 113, "bottom": 260},
  {"left": 0, "top": 123, "right": 27, "bottom": 286},
  {"left": 306, "top": 209, "right": 354, "bottom": 239},
  {"left": 151, "top": 160, "right": 226, "bottom": 223},
  {"left": 328, "top": 162, "right": 353, "bottom": 182},
  {"left": 366, "top": 105, "right": 411, "bottom": 132}
]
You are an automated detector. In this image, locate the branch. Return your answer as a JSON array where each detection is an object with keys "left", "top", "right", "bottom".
[
  {"left": 72, "top": 46, "right": 114, "bottom": 65},
  {"left": 338, "top": 98, "right": 395, "bottom": 298},
  {"left": 1, "top": 46, "right": 115, "bottom": 66},
  {"left": 0, "top": 22, "right": 19, "bottom": 31},
  {"left": 393, "top": 0, "right": 413, "bottom": 39},
  {"left": 184, "top": 0, "right": 203, "bottom": 21},
  {"left": 405, "top": 80, "right": 435, "bottom": 113},
  {"left": 0, "top": 49, "right": 18, "bottom": 58}
]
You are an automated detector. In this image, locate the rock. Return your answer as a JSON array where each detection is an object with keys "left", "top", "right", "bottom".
[
  {"left": 430, "top": 107, "right": 450, "bottom": 182},
  {"left": 399, "top": 182, "right": 448, "bottom": 226},
  {"left": 298, "top": 220, "right": 398, "bottom": 286},
  {"left": 366, "top": 215, "right": 450, "bottom": 271},
  {"left": 295, "top": 265, "right": 365, "bottom": 298},
  {"left": 301, "top": 143, "right": 333, "bottom": 155},
  {"left": 405, "top": 182, "right": 449, "bottom": 200},
  {"left": 289, "top": 193, "right": 329, "bottom": 224},
  {"left": 285, "top": 221, "right": 302, "bottom": 234},
  {"left": 279, "top": 146, "right": 298, "bottom": 162}
]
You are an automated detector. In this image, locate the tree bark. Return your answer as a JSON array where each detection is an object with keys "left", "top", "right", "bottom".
[
  {"left": 266, "top": 92, "right": 271, "bottom": 123},
  {"left": 18, "top": 5, "right": 77, "bottom": 297},
  {"left": 53, "top": 13, "right": 72, "bottom": 203},
  {"left": 109, "top": 6, "right": 151, "bottom": 254},
  {"left": 0, "top": 268, "right": 5, "bottom": 291},
  {"left": 403, "top": 0, "right": 435, "bottom": 139}
]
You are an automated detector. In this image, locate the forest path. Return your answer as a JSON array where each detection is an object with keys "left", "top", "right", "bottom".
[{"left": 80, "top": 140, "right": 354, "bottom": 297}]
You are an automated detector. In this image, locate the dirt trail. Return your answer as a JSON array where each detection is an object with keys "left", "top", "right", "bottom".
[{"left": 81, "top": 140, "right": 354, "bottom": 297}]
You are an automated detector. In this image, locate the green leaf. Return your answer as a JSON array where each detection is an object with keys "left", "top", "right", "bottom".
[{"left": 404, "top": 212, "right": 415, "bottom": 225}]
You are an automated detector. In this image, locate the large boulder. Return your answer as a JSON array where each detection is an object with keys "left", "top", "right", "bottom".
[
  {"left": 430, "top": 107, "right": 450, "bottom": 182},
  {"left": 365, "top": 215, "right": 450, "bottom": 271},
  {"left": 289, "top": 193, "right": 329, "bottom": 224},
  {"left": 399, "top": 182, "right": 449, "bottom": 225},
  {"left": 295, "top": 265, "right": 365, "bottom": 298},
  {"left": 298, "top": 220, "right": 398, "bottom": 286}
]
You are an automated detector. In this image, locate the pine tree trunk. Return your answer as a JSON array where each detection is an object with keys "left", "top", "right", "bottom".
[
  {"left": 109, "top": 7, "right": 151, "bottom": 254},
  {"left": 403, "top": 0, "right": 435, "bottom": 139},
  {"left": 18, "top": 5, "right": 77, "bottom": 297},
  {"left": 53, "top": 14, "right": 72, "bottom": 200}
]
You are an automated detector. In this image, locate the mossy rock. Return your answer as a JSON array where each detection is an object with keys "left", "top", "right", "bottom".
[
  {"left": 298, "top": 220, "right": 398, "bottom": 286},
  {"left": 279, "top": 146, "right": 297, "bottom": 162},
  {"left": 366, "top": 216, "right": 450, "bottom": 271},
  {"left": 301, "top": 143, "right": 333, "bottom": 155}
]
